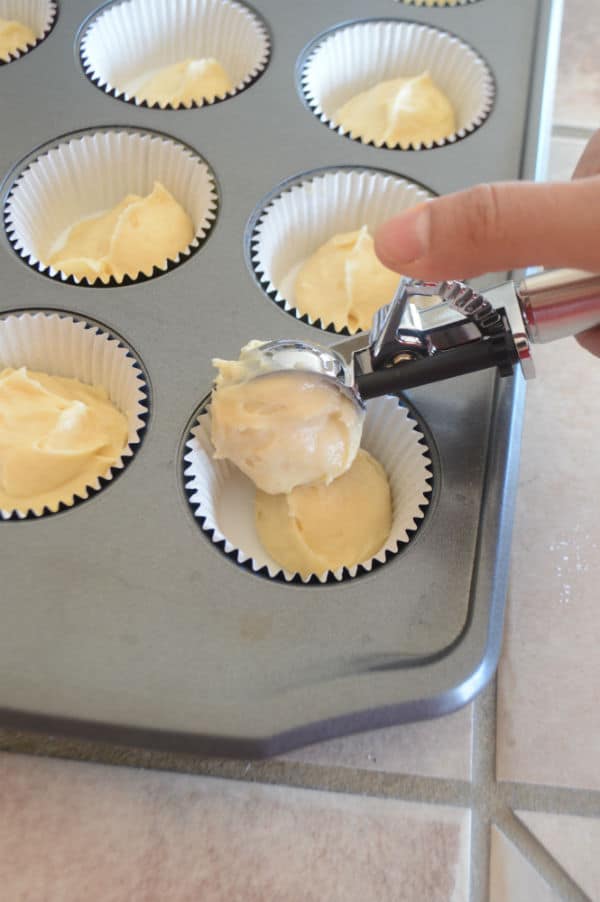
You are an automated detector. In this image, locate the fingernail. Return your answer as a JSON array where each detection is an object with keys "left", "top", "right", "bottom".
[{"left": 375, "top": 204, "right": 431, "bottom": 269}]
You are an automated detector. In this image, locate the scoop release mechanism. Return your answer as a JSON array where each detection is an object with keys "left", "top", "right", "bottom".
[{"left": 349, "top": 268, "right": 600, "bottom": 398}]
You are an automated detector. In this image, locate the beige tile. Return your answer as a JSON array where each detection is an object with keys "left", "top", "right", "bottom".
[
  {"left": 489, "top": 827, "right": 560, "bottom": 902},
  {"left": 547, "top": 134, "right": 589, "bottom": 181},
  {"left": 282, "top": 704, "right": 473, "bottom": 780},
  {"left": 0, "top": 752, "right": 470, "bottom": 902},
  {"left": 554, "top": 0, "right": 600, "bottom": 128},
  {"left": 497, "top": 340, "right": 600, "bottom": 790},
  {"left": 517, "top": 811, "right": 600, "bottom": 901}
]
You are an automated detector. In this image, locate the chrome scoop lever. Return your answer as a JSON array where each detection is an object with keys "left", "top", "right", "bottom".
[
  {"left": 350, "top": 269, "right": 600, "bottom": 399},
  {"left": 352, "top": 277, "right": 520, "bottom": 398}
]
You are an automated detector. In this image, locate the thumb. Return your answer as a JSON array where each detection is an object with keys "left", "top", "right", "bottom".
[{"left": 374, "top": 176, "right": 600, "bottom": 281}]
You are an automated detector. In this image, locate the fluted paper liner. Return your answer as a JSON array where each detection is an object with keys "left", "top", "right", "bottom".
[
  {"left": 0, "top": 311, "right": 148, "bottom": 519},
  {"left": 4, "top": 129, "right": 218, "bottom": 286},
  {"left": 300, "top": 20, "right": 495, "bottom": 150},
  {"left": 0, "top": 0, "right": 57, "bottom": 63},
  {"left": 184, "top": 394, "right": 433, "bottom": 584},
  {"left": 250, "top": 167, "right": 434, "bottom": 335},
  {"left": 80, "top": 0, "right": 270, "bottom": 109}
]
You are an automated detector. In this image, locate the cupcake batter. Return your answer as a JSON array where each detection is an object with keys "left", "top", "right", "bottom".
[
  {"left": 334, "top": 71, "right": 456, "bottom": 148},
  {"left": 255, "top": 449, "right": 392, "bottom": 577},
  {"left": 0, "top": 367, "right": 128, "bottom": 515},
  {"left": 294, "top": 225, "right": 399, "bottom": 332},
  {"left": 134, "top": 58, "right": 233, "bottom": 108},
  {"left": 0, "top": 17, "right": 35, "bottom": 60},
  {"left": 48, "top": 181, "right": 194, "bottom": 283},
  {"left": 210, "top": 344, "right": 364, "bottom": 494}
]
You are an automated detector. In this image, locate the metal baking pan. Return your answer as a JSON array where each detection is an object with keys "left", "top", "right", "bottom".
[{"left": 0, "top": 0, "right": 561, "bottom": 758}]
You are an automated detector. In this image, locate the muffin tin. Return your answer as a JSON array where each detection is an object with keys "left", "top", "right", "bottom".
[{"left": 0, "top": 0, "right": 561, "bottom": 757}]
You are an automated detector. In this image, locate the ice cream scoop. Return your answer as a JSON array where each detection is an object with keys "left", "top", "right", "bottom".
[
  {"left": 239, "top": 269, "right": 600, "bottom": 406},
  {"left": 210, "top": 270, "right": 600, "bottom": 497}
]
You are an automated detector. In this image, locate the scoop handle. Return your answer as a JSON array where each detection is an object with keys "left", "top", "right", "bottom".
[
  {"left": 517, "top": 269, "right": 600, "bottom": 343},
  {"left": 356, "top": 333, "right": 518, "bottom": 398}
]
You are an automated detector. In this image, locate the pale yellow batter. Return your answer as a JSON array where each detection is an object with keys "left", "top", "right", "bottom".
[
  {"left": 0, "top": 17, "right": 36, "bottom": 61},
  {"left": 334, "top": 71, "right": 456, "bottom": 148},
  {"left": 294, "top": 226, "right": 399, "bottom": 332},
  {"left": 0, "top": 367, "right": 128, "bottom": 515},
  {"left": 135, "top": 58, "right": 233, "bottom": 108},
  {"left": 210, "top": 353, "right": 364, "bottom": 495},
  {"left": 255, "top": 449, "right": 392, "bottom": 577},
  {"left": 48, "top": 182, "right": 194, "bottom": 283}
]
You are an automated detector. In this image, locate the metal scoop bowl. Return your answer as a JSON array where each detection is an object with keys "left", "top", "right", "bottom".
[{"left": 240, "top": 338, "right": 365, "bottom": 410}]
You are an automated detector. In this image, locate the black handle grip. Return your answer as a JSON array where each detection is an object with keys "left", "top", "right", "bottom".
[{"left": 356, "top": 335, "right": 518, "bottom": 399}]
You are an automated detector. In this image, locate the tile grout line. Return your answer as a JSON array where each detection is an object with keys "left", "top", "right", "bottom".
[
  {"left": 3, "top": 731, "right": 600, "bottom": 818},
  {"left": 467, "top": 671, "right": 590, "bottom": 902},
  {"left": 552, "top": 123, "right": 598, "bottom": 140},
  {"left": 0, "top": 732, "right": 472, "bottom": 805},
  {"left": 498, "top": 782, "right": 600, "bottom": 819},
  {"left": 494, "top": 809, "right": 591, "bottom": 902},
  {"left": 468, "top": 678, "right": 497, "bottom": 902}
]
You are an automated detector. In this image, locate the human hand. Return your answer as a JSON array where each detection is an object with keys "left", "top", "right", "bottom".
[{"left": 375, "top": 129, "right": 600, "bottom": 356}]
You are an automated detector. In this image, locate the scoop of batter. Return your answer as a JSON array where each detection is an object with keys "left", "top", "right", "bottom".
[
  {"left": 294, "top": 225, "right": 399, "bottom": 332},
  {"left": 135, "top": 58, "right": 233, "bottom": 108},
  {"left": 0, "top": 367, "right": 128, "bottom": 514},
  {"left": 334, "top": 71, "right": 456, "bottom": 148},
  {"left": 48, "top": 182, "right": 194, "bottom": 283},
  {"left": 255, "top": 449, "right": 392, "bottom": 577},
  {"left": 210, "top": 343, "right": 364, "bottom": 494},
  {"left": 0, "top": 17, "right": 36, "bottom": 60}
]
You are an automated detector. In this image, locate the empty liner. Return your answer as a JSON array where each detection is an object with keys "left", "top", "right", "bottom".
[
  {"left": 0, "top": 311, "right": 148, "bottom": 519},
  {"left": 300, "top": 19, "right": 495, "bottom": 150},
  {"left": 183, "top": 394, "right": 432, "bottom": 584},
  {"left": 0, "top": 0, "right": 57, "bottom": 63},
  {"left": 3, "top": 128, "right": 218, "bottom": 286},
  {"left": 80, "top": 0, "right": 270, "bottom": 109},
  {"left": 248, "top": 167, "right": 434, "bottom": 334}
]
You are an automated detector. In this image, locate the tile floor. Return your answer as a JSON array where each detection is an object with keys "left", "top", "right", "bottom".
[
  {"left": 0, "top": 755, "right": 470, "bottom": 902},
  {"left": 554, "top": 0, "right": 600, "bottom": 130},
  {"left": 1, "top": 1, "right": 600, "bottom": 900}
]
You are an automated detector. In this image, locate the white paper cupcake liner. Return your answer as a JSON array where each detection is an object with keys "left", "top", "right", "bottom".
[
  {"left": 248, "top": 167, "right": 434, "bottom": 335},
  {"left": 3, "top": 128, "right": 218, "bottom": 286},
  {"left": 0, "top": 310, "right": 149, "bottom": 519},
  {"left": 183, "top": 393, "right": 433, "bottom": 584},
  {"left": 299, "top": 20, "right": 495, "bottom": 150},
  {"left": 80, "top": 0, "right": 270, "bottom": 109},
  {"left": 0, "top": 0, "right": 57, "bottom": 64}
]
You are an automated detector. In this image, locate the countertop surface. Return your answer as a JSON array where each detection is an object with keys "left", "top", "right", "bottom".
[{"left": 1, "top": 1, "right": 599, "bottom": 899}]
